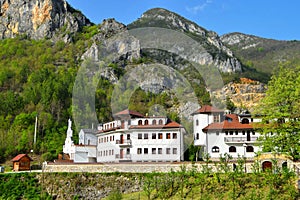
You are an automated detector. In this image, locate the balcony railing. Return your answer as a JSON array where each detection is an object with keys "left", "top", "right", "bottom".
[
  {"left": 224, "top": 137, "right": 258, "bottom": 143},
  {"left": 116, "top": 139, "right": 132, "bottom": 146},
  {"left": 115, "top": 154, "right": 131, "bottom": 160}
]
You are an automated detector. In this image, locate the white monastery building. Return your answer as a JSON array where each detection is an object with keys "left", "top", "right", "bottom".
[
  {"left": 192, "top": 105, "right": 262, "bottom": 160},
  {"left": 63, "top": 110, "right": 186, "bottom": 163}
]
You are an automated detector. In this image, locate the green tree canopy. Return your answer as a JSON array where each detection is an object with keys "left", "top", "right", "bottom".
[{"left": 254, "top": 65, "right": 300, "bottom": 160}]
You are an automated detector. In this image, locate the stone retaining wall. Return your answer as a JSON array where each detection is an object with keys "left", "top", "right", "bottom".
[{"left": 43, "top": 162, "right": 255, "bottom": 173}]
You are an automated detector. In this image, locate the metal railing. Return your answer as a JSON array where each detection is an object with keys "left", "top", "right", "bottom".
[
  {"left": 224, "top": 137, "right": 258, "bottom": 143},
  {"left": 115, "top": 154, "right": 131, "bottom": 160},
  {"left": 116, "top": 139, "right": 132, "bottom": 146}
]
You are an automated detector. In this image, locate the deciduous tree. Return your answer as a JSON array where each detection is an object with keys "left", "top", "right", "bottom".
[{"left": 255, "top": 65, "right": 300, "bottom": 160}]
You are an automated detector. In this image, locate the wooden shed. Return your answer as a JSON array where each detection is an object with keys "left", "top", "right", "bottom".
[{"left": 11, "top": 154, "right": 33, "bottom": 171}]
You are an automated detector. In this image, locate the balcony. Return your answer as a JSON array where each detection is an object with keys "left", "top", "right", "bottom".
[
  {"left": 116, "top": 139, "right": 132, "bottom": 147},
  {"left": 224, "top": 136, "right": 258, "bottom": 144},
  {"left": 115, "top": 154, "right": 131, "bottom": 162}
]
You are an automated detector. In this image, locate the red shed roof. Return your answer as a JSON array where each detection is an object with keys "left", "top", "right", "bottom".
[
  {"left": 192, "top": 105, "right": 224, "bottom": 115},
  {"left": 11, "top": 154, "right": 33, "bottom": 162}
]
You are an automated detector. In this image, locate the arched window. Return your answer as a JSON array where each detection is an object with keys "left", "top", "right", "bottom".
[
  {"left": 152, "top": 120, "right": 156, "bottom": 125},
  {"left": 242, "top": 118, "right": 249, "bottom": 124},
  {"left": 246, "top": 146, "right": 254, "bottom": 152},
  {"left": 138, "top": 120, "right": 142, "bottom": 125},
  {"left": 144, "top": 120, "right": 149, "bottom": 125},
  {"left": 158, "top": 119, "right": 163, "bottom": 125},
  {"left": 212, "top": 146, "right": 219, "bottom": 153},
  {"left": 229, "top": 146, "right": 236, "bottom": 153},
  {"left": 196, "top": 119, "right": 199, "bottom": 126}
]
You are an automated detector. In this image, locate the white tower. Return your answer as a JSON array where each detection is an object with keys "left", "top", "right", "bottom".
[{"left": 63, "top": 119, "right": 75, "bottom": 159}]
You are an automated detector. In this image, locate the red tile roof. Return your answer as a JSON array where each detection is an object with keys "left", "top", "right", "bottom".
[
  {"left": 11, "top": 154, "right": 33, "bottom": 162},
  {"left": 203, "top": 114, "right": 253, "bottom": 132},
  {"left": 192, "top": 105, "right": 224, "bottom": 115},
  {"left": 114, "top": 109, "right": 144, "bottom": 118}
]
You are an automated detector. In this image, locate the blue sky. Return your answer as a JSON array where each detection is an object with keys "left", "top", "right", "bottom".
[{"left": 67, "top": 0, "right": 299, "bottom": 40}]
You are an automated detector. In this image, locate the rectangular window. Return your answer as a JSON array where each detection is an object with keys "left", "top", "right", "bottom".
[
  {"left": 152, "top": 133, "right": 156, "bottom": 139},
  {"left": 144, "top": 133, "right": 148, "bottom": 139},
  {"left": 213, "top": 114, "right": 219, "bottom": 122},
  {"left": 166, "top": 148, "right": 171, "bottom": 154},
  {"left": 112, "top": 150, "right": 114, "bottom": 155},
  {"left": 158, "top": 148, "right": 162, "bottom": 154},
  {"left": 144, "top": 148, "right": 148, "bottom": 154},
  {"left": 137, "top": 148, "right": 142, "bottom": 155},
  {"left": 173, "top": 148, "right": 177, "bottom": 154},
  {"left": 152, "top": 148, "right": 156, "bottom": 154},
  {"left": 127, "top": 134, "right": 130, "bottom": 140},
  {"left": 166, "top": 133, "right": 171, "bottom": 139},
  {"left": 158, "top": 133, "right": 163, "bottom": 139},
  {"left": 173, "top": 133, "right": 177, "bottom": 139},
  {"left": 138, "top": 133, "right": 142, "bottom": 139}
]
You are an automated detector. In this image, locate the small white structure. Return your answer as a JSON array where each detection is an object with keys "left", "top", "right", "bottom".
[
  {"left": 63, "top": 119, "right": 97, "bottom": 163},
  {"left": 97, "top": 110, "right": 186, "bottom": 163},
  {"left": 192, "top": 105, "right": 261, "bottom": 160}
]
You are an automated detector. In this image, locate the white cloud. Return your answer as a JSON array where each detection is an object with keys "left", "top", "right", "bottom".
[{"left": 186, "top": 0, "right": 213, "bottom": 14}]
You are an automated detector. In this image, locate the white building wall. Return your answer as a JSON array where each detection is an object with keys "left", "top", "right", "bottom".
[
  {"left": 96, "top": 128, "right": 184, "bottom": 163},
  {"left": 206, "top": 131, "right": 260, "bottom": 159},
  {"left": 193, "top": 113, "right": 214, "bottom": 146},
  {"left": 73, "top": 146, "right": 97, "bottom": 163},
  {"left": 129, "top": 129, "right": 182, "bottom": 162},
  {"left": 97, "top": 132, "right": 120, "bottom": 163}
]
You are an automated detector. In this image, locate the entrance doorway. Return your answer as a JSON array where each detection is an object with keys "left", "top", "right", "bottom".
[{"left": 262, "top": 161, "right": 272, "bottom": 171}]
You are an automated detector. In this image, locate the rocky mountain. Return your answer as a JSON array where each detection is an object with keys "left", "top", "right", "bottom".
[
  {"left": 0, "top": 2, "right": 297, "bottom": 114},
  {"left": 128, "top": 8, "right": 242, "bottom": 73},
  {"left": 221, "top": 32, "right": 300, "bottom": 75},
  {"left": 0, "top": 0, "right": 91, "bottom": 41}
]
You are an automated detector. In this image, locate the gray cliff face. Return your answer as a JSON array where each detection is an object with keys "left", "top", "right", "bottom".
[
  {"left": 81, "top": 19, "right": 141, "bottom": 83},
  {"left": 129, "top": 8, "right": 242, "bottom": 73},
  {"left": 0, "top": 0, "right": 91, "bottom": 41},
  {"left": 221, "top": 32, "right": 262, "bottom": 50}
]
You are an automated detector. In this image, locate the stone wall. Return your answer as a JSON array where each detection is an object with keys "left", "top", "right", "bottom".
[{"left": 44, "top": 162, "right": 256, "bottom": 173}]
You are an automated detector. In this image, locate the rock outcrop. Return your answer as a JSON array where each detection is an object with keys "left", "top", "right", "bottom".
[
  {"left": 212, "top": 78, "right": 267, "bottom": 111},
  {"left": 128, "top": 8, "right": 242, "bottom": 73},
  {"left": 0, "top": 0, "right": 91, "bottom": 41}
]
